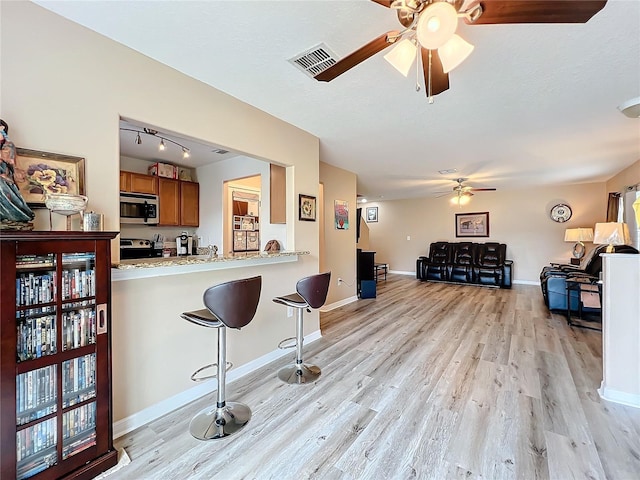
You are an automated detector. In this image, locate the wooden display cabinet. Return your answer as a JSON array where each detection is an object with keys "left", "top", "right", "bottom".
[{"left": 0, "top": 231, "right": 118, "bottom": 480}]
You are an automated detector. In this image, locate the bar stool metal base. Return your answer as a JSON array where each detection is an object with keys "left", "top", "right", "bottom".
[
  {"left": 277, "top": 363, "right": 321, "bottom": 384},
  {"left": 189, "top": 402, "right": 252, "bottom": 440}
]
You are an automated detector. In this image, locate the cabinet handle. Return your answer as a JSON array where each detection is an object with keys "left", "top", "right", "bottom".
[{"left": 97, "top": 303, "right": 108, "bottom": 334}]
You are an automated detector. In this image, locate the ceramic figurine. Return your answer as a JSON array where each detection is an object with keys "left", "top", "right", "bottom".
[{"left": 0, "top": 120, "right": 35, "bottom": 230}]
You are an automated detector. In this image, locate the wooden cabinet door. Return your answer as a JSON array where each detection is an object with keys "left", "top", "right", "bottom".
[
  {"left": 158, "top": 178, "right": 180, "bottom": 225},
  {"left": 130, "top": 173, "right": 158, "bottom": 195},
  {"left": 180, "top": 181, "right": 199, "bottom": 227},
  {"left": 120, "top": 171, "right": 131, "bottom": 192}
]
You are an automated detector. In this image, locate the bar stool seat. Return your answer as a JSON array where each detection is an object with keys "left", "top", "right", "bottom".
[
  {"left": 273, "top": 272, "right": 331, "bottom": 384},
  {"left": 181, "top": 275, "right": 261, "bottom": 440}
]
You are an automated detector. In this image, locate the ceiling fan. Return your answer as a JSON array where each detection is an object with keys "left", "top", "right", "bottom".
[
  {"left": 314, "top": 0, "right": 607, "bottom": 100},
  {"left": 436, "top": 177, "right": 497, "bottom": 205}
]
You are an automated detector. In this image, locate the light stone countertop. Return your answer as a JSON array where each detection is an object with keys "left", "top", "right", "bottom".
[{"left": 111, "top": 250, "right": 310, "bottom": 281}]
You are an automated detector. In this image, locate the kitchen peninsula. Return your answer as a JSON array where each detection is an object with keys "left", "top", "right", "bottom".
[{"left": 109, "top": 249, "right": 318, "bottom": 438}]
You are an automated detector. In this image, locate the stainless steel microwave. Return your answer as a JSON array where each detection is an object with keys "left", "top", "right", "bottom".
[{"left": 119, "top": 193, "right": 159, "bottom": 225}]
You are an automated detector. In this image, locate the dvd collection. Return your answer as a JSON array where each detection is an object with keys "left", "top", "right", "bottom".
[{"left": 16, "top": 366, "right": 58, "bottom": 426}]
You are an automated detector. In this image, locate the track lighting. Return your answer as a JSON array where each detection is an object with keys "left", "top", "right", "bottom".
[{"left": 121, "top": 127, "right": 191, "bottom": 162}]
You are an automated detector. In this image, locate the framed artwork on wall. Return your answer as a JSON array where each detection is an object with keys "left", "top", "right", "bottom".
[
  {"left": 299, "top": 194, "right": 316, "bottom": 221},
  {"left": 14, "top": 148, "right": 85, "bottom": 207},
  {"left": 334, "top": 200, "right": 349, "bottom": 230},
  {"left": 455, "top": 212, "right": 490, "bottom": 237},
  {"left": 366, "top": 206, "right": 378, "bottom": 223}
]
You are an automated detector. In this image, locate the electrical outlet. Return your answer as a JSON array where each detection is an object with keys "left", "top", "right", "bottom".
[
  {"left": 338, "top": 278, "right": 343, "bottom": 285},
  {"left": 287, "top": 307, "right": 293, "bottom": 317}
]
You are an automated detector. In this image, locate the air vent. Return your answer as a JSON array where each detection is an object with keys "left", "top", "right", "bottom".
[
  {"left": 212, "top": 148, "right": 229, "bottom": 155},
  {"left": 289, "top": 43, "right": 339, "bottom": 78}
]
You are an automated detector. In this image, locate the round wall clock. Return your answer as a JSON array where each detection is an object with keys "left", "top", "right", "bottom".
[{"left": 550, "top": 204, "right": 572, "bottom": 223}]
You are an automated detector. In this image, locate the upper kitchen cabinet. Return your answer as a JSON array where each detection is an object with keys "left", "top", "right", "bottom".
[
  {"left": 180, "top": 181, "right": 200, "bottom": 227},
  {"left": 158, "top": 178, "right": 199, "bottom": 227},
  {"left": 120, "top": 171, "right": 158, "bottom": 195}
]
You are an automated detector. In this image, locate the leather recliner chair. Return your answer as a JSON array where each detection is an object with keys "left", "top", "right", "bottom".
[
  {"left": 449, "top": 242, "right": 475, "bottom": 283},
  {"left": 474, "top": 242, "right": 507, "bottom": 286},
  {"left": 540, "top": 244, "right": 639, "bottom": 311},
  {"left": 417, "top": 241, "right": 450, "bottom": 281}
]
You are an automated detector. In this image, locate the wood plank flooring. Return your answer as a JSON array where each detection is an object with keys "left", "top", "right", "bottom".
[{"left": 110, "top": 275, "right": 640, "bottom": 479}]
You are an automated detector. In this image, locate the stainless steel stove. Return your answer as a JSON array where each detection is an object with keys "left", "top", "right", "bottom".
[{"left": 120, "top": 238, "right": 162, "bottom": 260}]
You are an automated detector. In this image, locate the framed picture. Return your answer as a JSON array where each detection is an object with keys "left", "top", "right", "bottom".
[
  {"left": 334, "top": 200, "right": 349, "bottom": 230},
  {"left": 366, "top": 206, "right": 378, "bottom": 223},
  {"left": 455, "top": 212, "right": 490, "bottom": 237},
  {"left": 299, "top": 194, "right": 316, "bottom": 221},
  {"left": 14, "top": 148, "right": 85, "bottom": 207}
]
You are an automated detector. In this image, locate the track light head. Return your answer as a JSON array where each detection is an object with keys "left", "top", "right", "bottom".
[
  {"left": 182, "top": 147, "right": 190, "bottom": 159},
  {"left": 159, "top": 139, "right": 166, "bottom": 151},
  {"left": 135, "top": 132, "right": 142, "bottom": 145}
]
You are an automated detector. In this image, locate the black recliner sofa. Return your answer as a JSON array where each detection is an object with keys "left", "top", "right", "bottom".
[
  {"left": 540, "top": 244, "right": 638, "bottom": 312},
  {"left": 416, "top": 242, "right": 512, "bottom": 288}
]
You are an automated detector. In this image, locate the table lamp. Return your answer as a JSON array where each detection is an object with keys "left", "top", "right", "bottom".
[
  {"left": 592, "top": 222, "right": 631, "bottom": 253},
  {"left": 564, "top": 227, "right": 594, "bottom": 261}
]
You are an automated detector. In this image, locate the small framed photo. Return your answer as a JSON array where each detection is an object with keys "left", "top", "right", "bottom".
[
  {"left": 455, "top": 212, "right": 490, "bottom": 238},
  {"left": 366, "top": 206, "right": 378, "bottom": 223},
  {"left": 299, "top": 194, "right": 316, "bottom": 221},
  {"left": 14, "top": 148, "right": 85, "bottom": 207}
]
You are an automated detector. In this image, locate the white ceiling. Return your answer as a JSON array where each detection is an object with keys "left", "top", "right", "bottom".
[{"left": 35, "top": 0, "right": 640, "bottom": 200}]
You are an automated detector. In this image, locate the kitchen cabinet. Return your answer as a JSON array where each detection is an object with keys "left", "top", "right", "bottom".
[
  {"left": 158, "top": 178, "right": 199, "bottom": 227},
  {"left": 180, "top": 181, "right": 199, "bottom": 227},
  {"left": 120, "top": 171, "right": 158, "bottom": 195},
  {"left": 0, "top": 231, "right": 118, "bottom": 480},
  {"left": 158, "top": 178, "right": 180, "bottom": 226}
]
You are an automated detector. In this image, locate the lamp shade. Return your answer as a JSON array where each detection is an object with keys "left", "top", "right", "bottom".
[
  {"left": 416, "top": 2, "right": 458, "bottom": 50},
  {"left": 564, "top": 228, "right": 594, "bottom": 243},
  {"left": 593, "top": 222, "right": 631, "bottom": 247},
  {"left": 384, "top": 38, "right": 417, "bottom": 77},
  {"left": 438, "top": 34, "right": 474, "bottom": 73}
]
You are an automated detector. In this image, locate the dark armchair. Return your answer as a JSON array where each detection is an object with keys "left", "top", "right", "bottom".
[
  {"left": 540, "top": 244, "right": 638, "bottom": 311},
  {"left": 474, "top": 243, "right": 507, "bottom": 286},
  {"left": 417, "top": 241, "right": 450, "bottom": 281},
  {"left": 449, "top": 242, "right": 475, "bottom": 283}
]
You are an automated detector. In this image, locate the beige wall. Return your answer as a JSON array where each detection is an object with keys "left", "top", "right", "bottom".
[
  {"left": 319, "top": 161, "right": 357, "bottom": 305},
  {"left": 1, "top": 2, "right": 322, "bottom": 423},
  {"left": 365, "top": 183, "right": 607, "bottom": 282},
  {"left": 606, "top": 159, "right": 640, "bottom": 192}
]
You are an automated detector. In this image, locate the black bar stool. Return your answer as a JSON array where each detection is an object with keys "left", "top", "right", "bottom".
[
  {"left": 273, "top": 272, "right": 331, "bottom": 384},
  {"left": 180, "top": 275, "right": 261, "bottom": 440}
]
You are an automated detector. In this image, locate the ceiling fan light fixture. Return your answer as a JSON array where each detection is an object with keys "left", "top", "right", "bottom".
[
  {"left": 416, "top": 2, "right": 458, "bottom": 50},
  {"left": 384, "top": 38, "right": 417, "bottom": 76},
  {"left": 438, "top": 34, "right": 474, "bottom": 73}
]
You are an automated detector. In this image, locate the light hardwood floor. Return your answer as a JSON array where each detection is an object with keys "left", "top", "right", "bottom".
[{"left": 110, "top": 275, "right": 640, "bottom": 479}]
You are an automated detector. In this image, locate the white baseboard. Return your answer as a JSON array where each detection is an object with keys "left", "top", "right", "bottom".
[
  {"left": 320, "top": 295, "right": 358, "bottom": 312},
  {"left": 513, "top": 280, "right": 540, "bottom": 286},
  {"left": 598, "top": 385, "right": 640, "bottom": 409},
  {"left": 112, "top": 330, "right": 323, "bottom": 439},
  {"left": 389, "top": 270, "right": 415, "bottom": 276}
]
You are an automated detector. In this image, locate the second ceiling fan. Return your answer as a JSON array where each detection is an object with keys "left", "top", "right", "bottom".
[{"left": 314, "top": 0, "right": 607, "bottom": 99}]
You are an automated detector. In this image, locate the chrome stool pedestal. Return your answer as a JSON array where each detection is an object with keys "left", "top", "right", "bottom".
[
  {"left": 180, "top": 276, "right": 262, "bottom": 440},
  {"left": 273, "top": 272, "right": 331, "bottom": 385}
]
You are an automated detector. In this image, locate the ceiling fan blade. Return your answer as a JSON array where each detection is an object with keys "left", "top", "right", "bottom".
[
  {"left": 467, "top": 1, "right": 607, "bottom": 25},
  {"left": 420, "top": 48, "right": 449, "bottom": 97},
  {"left": 469, "top": 188, "right": 497, "bottom": 191},
  {"left": 371, "top": 0, "right": 394, "bottom": 7},
  {"left": 315, "top": 31, "right": 400, "bottom": 82}
]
